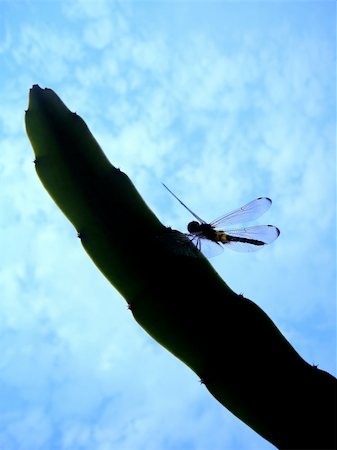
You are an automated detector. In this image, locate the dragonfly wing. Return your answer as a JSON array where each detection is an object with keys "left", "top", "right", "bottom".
[
  {"left": 188, "top": 234, "right": 224, "bottom": 258},
  {"left": 210, "top": 197, "right": 272, "bottom": 228},
  {"left": 162, "top": 183, "right": 206, "bottom": 224},
  {"left": 223, "top": 225, "right": 280, "bottom": 252}
]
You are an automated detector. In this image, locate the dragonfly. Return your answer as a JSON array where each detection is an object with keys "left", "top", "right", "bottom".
[{"left": 162, "top": 183, "right": 280, "bottom": 257}]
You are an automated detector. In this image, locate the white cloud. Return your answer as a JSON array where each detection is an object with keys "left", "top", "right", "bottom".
[
  {"left": 83, "top": 18, "right": 114, "bottom": 49},
  {"left": 61, "top": 0, "right": 114, "bottom": 20}
]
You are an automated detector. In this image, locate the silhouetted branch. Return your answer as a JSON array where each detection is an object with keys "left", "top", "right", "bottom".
[{"left": 25, "top": 85, "right": 336, "bottom": 449}]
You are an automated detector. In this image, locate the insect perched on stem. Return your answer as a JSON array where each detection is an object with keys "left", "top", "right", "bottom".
[{"left": 162, "top": 183, "right": 280, "bottom": 257}]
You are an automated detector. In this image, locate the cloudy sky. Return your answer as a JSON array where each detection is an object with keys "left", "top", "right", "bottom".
[{"left": 0, "top": 1, "right": 335, "bottom": 449}]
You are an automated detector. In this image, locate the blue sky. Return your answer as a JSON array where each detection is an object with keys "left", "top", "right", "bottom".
[{"left": 0, "top": 1, "right": 335, "bottom": 449}]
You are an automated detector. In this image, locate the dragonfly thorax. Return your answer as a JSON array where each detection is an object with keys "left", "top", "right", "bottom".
[{"left": 187, "top": 221, "right": 216, "bottom": 238}]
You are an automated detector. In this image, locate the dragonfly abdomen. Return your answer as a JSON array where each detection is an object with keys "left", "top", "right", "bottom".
[{"left": 220, "top": 233, "right": 265, "bottom": 246}]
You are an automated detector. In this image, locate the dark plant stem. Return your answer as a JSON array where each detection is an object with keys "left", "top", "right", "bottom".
[{"left": 25, "top": 85, "right": 336, "bottom": 449}]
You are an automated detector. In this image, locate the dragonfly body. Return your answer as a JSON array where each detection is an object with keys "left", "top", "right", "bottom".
[
  {"left": 188, "top": 220, "right": 271, "bottom": 246},
  {"left": 163, "top": 183, "right": 280, "bottom": 257},
  {"left": 187, "top": 222, "right": 226, "bottom": 244}
]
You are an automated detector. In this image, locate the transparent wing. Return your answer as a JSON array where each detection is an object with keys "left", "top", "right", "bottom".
[
  {"left": 210, "top": 197, "right": 272, "bottom": 228},
  {"left": 223, "top": 225, "right": 280, "bottom": 252},
  {"left": 187, "top": 234, "right": 224, "bottom": 258},
  {"left": 162, "top": 183, "right": 206, "bottom": 224}
]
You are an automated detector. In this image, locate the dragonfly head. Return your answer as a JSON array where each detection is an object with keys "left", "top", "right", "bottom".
[{"left": 187, "top": 221, "right": 200, "bottom": 233}]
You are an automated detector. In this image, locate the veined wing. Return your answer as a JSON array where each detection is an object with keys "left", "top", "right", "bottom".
[
  {"left": 222, "top": 225, "right": 280, "bottom": 252},
  {"left": 162, "top": 183, "right": 206, "bottom": 224},
  {"left": 210, "top": 197, "right": 272, "bottom": 228}
]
